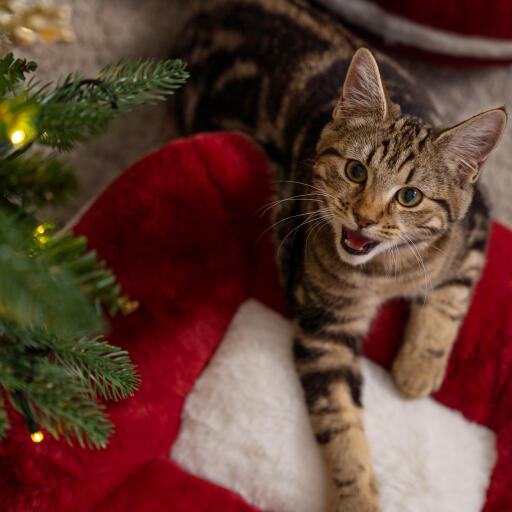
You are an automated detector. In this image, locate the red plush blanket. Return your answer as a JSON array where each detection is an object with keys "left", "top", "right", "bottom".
[{"left": 0, "top": 132, "right": 511, "bottom": 511}]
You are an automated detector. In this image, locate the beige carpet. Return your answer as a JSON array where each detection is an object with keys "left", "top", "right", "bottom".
[{"left": 11, "top": 0, "right": 512, "bottom": 227}]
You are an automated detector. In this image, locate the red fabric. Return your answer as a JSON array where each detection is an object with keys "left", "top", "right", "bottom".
[
  {"left": 95, "top": 459, "right": 259, "bottom": 512},
  {"left": 372, "top": 0, "right": 512, "bottom": 40},
  {"left": 1, "top": 132, "right": 511, "bottom": 510},
  {"left": 0, "top": 133, "right": 272, "bottom": 512},
  {"left": 324, "top": 0, "right": 512, "bottom": 66}
]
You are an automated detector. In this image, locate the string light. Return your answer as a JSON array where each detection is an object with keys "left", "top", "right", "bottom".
[
  {"left": 10, "top": 129, "right": 25, "bottom": 145},
  {"left": 34, "top": 223, "right": 53, "bottom": 246},
  {"left": 0, "top": 97, "right": 38, "bottom": 149},
  {"left": 16, "top": 392, "right": 45, "bottom": 444},
  {"left": 30, "top": 430, "right": 44, "bottom": 443}
]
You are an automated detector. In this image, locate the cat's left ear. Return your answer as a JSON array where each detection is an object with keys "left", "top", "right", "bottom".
[
  {"left": 434, "top": 108, "right": 507, "bottom": 183},
  {"left": 333, "top": 47, "right": 392, "bottom": 123}
]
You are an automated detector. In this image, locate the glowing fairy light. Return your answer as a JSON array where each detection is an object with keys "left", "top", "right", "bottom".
[
  {"left": 30, "top": 430, "right": 44, "bottom": 443},
  {"left": 10, "top": 129, "right": 26, "bottom": 144},
  {"left": 34, "top": 223, "right": 53, "bottom": 246}
]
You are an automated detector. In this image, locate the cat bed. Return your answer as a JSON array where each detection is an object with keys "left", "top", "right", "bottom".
[
  {"left": 316, "top": 0, "right": 512, "bottom": 65},
  {"left": 1, "top": 132, "right": 512, "bottom": 511}
]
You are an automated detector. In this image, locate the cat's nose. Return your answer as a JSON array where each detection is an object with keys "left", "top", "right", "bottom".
[{"left": 354, "top": 212, "right": 376, "bottom": 228}]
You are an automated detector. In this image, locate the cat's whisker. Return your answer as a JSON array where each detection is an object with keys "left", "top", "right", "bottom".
[
  {"left": 401, "top": 234, "right": 432, "bottom": 299},
  {"left": 278, "top": 210, "right": 329, "bottom": 255},
  {"left": 429, "top": 244, "right": 448, "bottom": 257},
  {"left": 290, "top": 211, "right": 330, "bottom": 246},
  {"left": 392, "top": 242, "right": 398, "bottom": 277},
  {"left": 256, "top": 193, "right": 324, "bottom": 217},
  {"left": 305, "top": 213, "right": 334, "bottom": 253},
  {"left": 395, "top": 242, "right": 403, "bottom": 276},
  {"left": 385, "top": 240, "right": 400, "bottom": 278},
  {"left": 255, "top": 192, "right": 324, "bottom": 212},
  {"left": 305, "top": 218, "right": 326, "bottom": 253},
  {"left": 274, "top": 179, "right": 339, "bottom": 202},
  {"left": 400, "top": 236, "right": 421, "bottom": 285},
  {"left": 256, "top": 208, "right": 331, "bottom": 244},
  {"left": 387, "top": 243, "right": 398, "bottom": 278}
]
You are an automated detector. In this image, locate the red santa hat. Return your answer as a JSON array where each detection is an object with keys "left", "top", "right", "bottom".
[{"left": 317, "top": 0, "right": 512, "bottom": 65}]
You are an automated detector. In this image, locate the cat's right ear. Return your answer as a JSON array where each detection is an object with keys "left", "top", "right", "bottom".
[
  {"left": 333, "top": 48, "right": 389, "bottom": 123},
  {"left": 434, "top": 108, "right": 507, "bottom": 183}
]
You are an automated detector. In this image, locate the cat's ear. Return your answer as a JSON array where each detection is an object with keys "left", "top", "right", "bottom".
[
  {"left": 434, "top": 108, "right": 507, "bottom": 183},
  {"left": 333, "top": 47, "right": 390, "bottom": 122}
]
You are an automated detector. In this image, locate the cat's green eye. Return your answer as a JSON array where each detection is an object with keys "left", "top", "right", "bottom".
[
  {"left": 345, "top": 160, "right": 367, "bottom": 183},
  {"left": 397, "top": 187, "right": 423, "bottom": 207}
]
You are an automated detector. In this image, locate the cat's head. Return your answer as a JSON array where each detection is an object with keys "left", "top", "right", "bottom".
[{"left": 314, "top": 48, "right": 506, "bottom": 266}]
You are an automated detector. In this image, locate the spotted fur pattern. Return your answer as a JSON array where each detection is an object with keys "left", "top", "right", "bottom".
[{"left": 171, "top": 1, "right": 506, "bottom": 510}]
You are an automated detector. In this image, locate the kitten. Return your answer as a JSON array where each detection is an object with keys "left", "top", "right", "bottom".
[{"left": 172, "top": 1, "right": 506, "bottom": 510}]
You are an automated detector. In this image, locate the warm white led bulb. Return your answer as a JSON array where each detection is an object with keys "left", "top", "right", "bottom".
[
  {"left": 10, "top": 129, "right": 25, "bottom": 144},
  {"left": 30, "top": 430, "right": 44, "bottom": 443}
]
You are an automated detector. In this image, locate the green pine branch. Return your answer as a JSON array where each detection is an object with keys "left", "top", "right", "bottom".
[
  {"left": 97, "top": 58, "right": 189, "bottom": 106},
  {"left": 53, "top": 336, "right": 140, "bottom": 402},
  {"left": 0, "top": 151, "right": 76, "bottom": 208},
  {"left": 0, "top": 328, "right": 139, "bottom": 448},
  {"left": 32, "top": 58, "right": 189, "bottom": 151},
  {"left": 0, "top": 209, "right": 102, "bottom": 337},
  {"left": 5, "top": 361, "right": 115, "bottom": 449},
  {"left": 0, "top": 53, "right": 37, "bottom": 96},
  {"left": 36, "top": 101, "right": 118, "bottom": 151},
  {"left": 37, "top": 229, "right": 137, "bottom": 316},
  {"left": 0, "top": 393, "right": 8, "bottom": 438},
  {"left": 0, "top": 52, "right": 188, "bottom": 448},
  {"left": 0, "top": 317, "right": 139, "bottom": 448}
]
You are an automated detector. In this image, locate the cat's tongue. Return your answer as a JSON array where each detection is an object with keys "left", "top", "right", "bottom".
[{"left": 344, "top": 227, "right": 374, "bottom": 250}]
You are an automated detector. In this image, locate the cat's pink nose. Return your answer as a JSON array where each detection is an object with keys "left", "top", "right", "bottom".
[{"left": 354, "top": 212, "right": 376, "bottom": 228}]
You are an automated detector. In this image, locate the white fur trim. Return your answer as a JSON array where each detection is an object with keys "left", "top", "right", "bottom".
[
  {"left": 170, "top": 299, "right": 496, "bottom": 511},
  {"left": 317, "top": 0, "right": 512, "bottom": 59}
]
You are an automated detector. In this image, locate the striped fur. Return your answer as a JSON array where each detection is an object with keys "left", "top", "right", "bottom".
[{"left": 171, "top": 1, "right": 506, "bottom": 511}]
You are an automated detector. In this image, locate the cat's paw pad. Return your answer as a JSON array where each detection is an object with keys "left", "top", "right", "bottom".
[{"left": 391, "top": 352, "right": 445, "bottom": 399}]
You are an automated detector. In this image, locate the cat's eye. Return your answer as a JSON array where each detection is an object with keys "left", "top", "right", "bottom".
[
  {"left": 397, "top": 187, "right": 423, "bottom": 207},
  {"left": 345, "top": 160, "right": 367, "bottom": 183}
]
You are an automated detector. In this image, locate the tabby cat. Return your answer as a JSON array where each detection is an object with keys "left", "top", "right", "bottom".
[{"left": 172, "top": 1, "right": 506, "bottom": 510}]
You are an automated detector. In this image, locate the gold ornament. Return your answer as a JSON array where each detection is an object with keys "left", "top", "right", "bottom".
[{"left": 0, "top": 0, "right": 75, "bottom": 47}]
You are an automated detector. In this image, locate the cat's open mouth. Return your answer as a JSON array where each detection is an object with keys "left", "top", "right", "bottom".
[{"left": 341, "top": 226, "right": 380, "bottom": 255}]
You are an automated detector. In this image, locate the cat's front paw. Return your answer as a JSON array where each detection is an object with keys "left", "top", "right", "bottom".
[
  {"left": 330, "top": 495, "right": 381, "bottom": 512},
  {"left": 329, "top": 480, "right": 381, "bottom": 512},
  {"left": 391, "top": 348, "right": 447, "bottom": 398}
]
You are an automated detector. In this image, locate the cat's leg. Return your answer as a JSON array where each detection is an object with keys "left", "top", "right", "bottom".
[
  {"left": 294, "top": 327, "right": 381, "bottom": 512},
  {"left": 392, "top": 249, "right": 486, "bottom": 398}
]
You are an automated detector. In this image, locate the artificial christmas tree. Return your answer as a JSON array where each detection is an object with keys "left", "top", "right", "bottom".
[{"left": 0, "top": 52, "right": 188, "bottom": 448}]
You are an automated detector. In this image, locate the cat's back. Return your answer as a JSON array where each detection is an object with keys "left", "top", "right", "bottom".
[{"left": 172, "top": 0, "right": 436, "bottom": 154}]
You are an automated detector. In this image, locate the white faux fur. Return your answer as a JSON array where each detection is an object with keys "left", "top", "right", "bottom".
[{"left": 170, "top": 299, "right": 496, "bottom": 512}]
